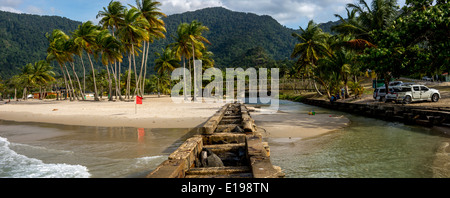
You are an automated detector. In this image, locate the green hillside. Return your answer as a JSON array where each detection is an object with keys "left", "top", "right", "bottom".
[
  {"left": 0, "top": 11, "right": 81, "bottom": 78},
  {"left": 0, "top": 7, "right": 339, "bottom": 79},
  {"left": 155, "top": 7, "right": 299, "bottom": 68}
]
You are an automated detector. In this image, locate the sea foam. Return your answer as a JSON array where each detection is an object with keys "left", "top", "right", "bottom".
[{"left": 0, "top": 137, "right": 91, "bottom": 178}]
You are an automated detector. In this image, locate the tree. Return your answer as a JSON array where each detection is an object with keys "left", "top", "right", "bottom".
[
  {"left": 155, "top": 47, "right": 179, "bottom": 75},
  {"left": 132, "top": 0, "right": 167, "bottom": 96},
  {"left": 73, "top": 21, "right": 101, "bottom": 101},
  {"left": 187, "top": 20, "right": 211, "bottom": 101},
  {"left": 333, "top": 0, "right": 401, "bottom": 93},
  {"left": 97, "top": 0, "right": 126, "bottom": 100},
  {"left": 116, "top": 7, "right": 149, "bottom": 99},
  {"left": 291, "top": 20, "right": 331, "bottom": 95},
  {"left": 19, "top": 60, "right": 55, "bottom": 100},
  {"left": 46, "top": 29, "right": 71, "bottom": 100},
  {"left": 170, "top": 23, "right": 192, "bottom": 100},
  {"left": 95, "top": 29, "right": 123, "bottom": 101}
]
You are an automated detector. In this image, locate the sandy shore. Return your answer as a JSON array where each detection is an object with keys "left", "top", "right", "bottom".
[
  {"left": 251, "top": 109, "right": 350, "bottom": 139},
  {"left": 0, "top": 96, "right": 350, "bottom": 139},
  {"left": 0, "top": 96, "right": 224, "bottom": 129}
]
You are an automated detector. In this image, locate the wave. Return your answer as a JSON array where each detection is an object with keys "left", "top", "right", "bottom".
[{"left": 0, "top": 137, "right": 91, "bottom": 178}]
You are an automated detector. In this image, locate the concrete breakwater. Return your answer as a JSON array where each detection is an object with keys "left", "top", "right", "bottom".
[
  {"left": 302, "top": 98, "right": 450, "bottom": 136},
  {"left": 147, "top": 103, "right": 284, "bottom": 178}
]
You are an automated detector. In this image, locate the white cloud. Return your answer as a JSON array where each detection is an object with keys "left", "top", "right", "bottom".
[
  {"left": 0, "top": 6, "right": 22, "bottom": 13},
  {"left": 0, "top": 0, "right": 23, "bottom": 13},
  {"left": 0, "top": 0, "right": 23, "bottom": 7},
  {"left": 158, "top": 0, "right": 357, "bottom": 28},
  {"left": 26, "top": 5, "right": 45, "bottom": 15},
  {"left": 159, "top": 0, "right": 222, "bottom": 15}
]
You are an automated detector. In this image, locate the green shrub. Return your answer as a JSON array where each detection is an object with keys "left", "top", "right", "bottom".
[{"left": 45, "top": 94, "right": 56, "bottom": 99}]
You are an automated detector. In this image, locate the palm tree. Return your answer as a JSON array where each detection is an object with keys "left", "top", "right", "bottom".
[
  {"left": 64, "top": 38, "right": 85, "bottom": 100},
  {"left": 97, "top": 0, "right": 126, "bottom": 100},
  {"left": 19, "top": 61, "right": 56, "bottom": 100},
  {"left": 31, "top": 60, "right": 56, "bottom": 100},
  {"left": 116, "top": 7, "right": 149, "bottom": 99},
  {"left": 336, "top": 0, "right": 399, "bottom": 92},
  {"left": 46, "top": 29, "right": 71, "bottom": 100},
  {"left": 291, "top": 20, "right": 331, "bottom": 95},
  {"left": 332, "top": 0, "right": 399, "bottom": 49},
  {"left": 96, "top": 29, "right": 123, "bottom": 101},
  {"left": 132, "top": 0, "right": 166, "bottom": 96},
  {"left": 73, "top": 21, "right": 101, "bottom": 101},
  {"left": 155, "top": 47, "right": 179, "bottom": 76},
  {"left": 97, "top": 1, "right": 126, "bottom": 33},
  {"left": 319, "top": 49, "right": 354, "bottom": 98},
  {"left": 187, "top": 20, "right": 211, "bottom": 101},
  {"left": 170, "top": 23, "right": 192, "bottom": 100}
]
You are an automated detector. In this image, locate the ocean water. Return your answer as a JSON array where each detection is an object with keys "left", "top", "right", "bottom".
[
  {"left": 0, "top": 120, "right": 193, "bottom": 178},
  {"left": 0, "top": 136, "right": 90, "bottom": 178}
]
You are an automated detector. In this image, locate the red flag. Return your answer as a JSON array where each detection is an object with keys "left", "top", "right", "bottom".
[{"left": 136, "top": 96, "right": 143, "bottom": 104}]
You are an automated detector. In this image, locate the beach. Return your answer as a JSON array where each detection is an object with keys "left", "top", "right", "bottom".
[
  {"left": 0, "top": 96, "right": 223, "bottom": 129},
  {"left": 0, "top": 96, "right": 350, "bottom": 139}
]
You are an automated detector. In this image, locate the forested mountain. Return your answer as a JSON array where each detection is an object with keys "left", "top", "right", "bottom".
[
  {"left": 0, "top": 11, "right": 81, "bottom": 78},
  {"left": 154, "top": 7, "right": 299, "bottom": 69},
  {"left": 0, "top": 7, "right": 338, "bottom": 79}
]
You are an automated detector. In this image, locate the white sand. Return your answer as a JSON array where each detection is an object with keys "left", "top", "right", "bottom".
[{"left": 0, "top": 96, "right": 224, "bottom": 129}]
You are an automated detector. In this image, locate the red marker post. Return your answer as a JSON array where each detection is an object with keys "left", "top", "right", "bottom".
[{"left": 135, "top": 96, "right": 143, "bottom": 114}]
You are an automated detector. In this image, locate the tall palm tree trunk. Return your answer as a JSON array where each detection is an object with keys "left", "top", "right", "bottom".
[
  {"left": 70, "top": 61, "right": 85, "bottom": 100},
  {"left": 192, "top": 45, "right": 197, "bottom": 102},
  {"left": 137, "top": 41, "right": 147, "bottom": 96},
  {"left": 79, "top": 56, "right": 86, "bottom": 98},
  {"left": 106, "top": 63, "right": 113, "bottom": 101},
  {"left": 132, "top": 44, "right": 139, "bottom": 98},
  {"left": 87, "top": 54, "right": 100, "bottom": 101},
  {"left": 183, "top": 57, "right": 187, "bottom": 101},
  {"left": 142, "top": 41, "right": 150, "bottom": 96},
  {"left": 127, "top": 54, "right": 132, "bottom": 99},
  {"left": 58, "top": 64, "right": 69, "bottom": 100},
  {"left": 64, "top": 63, "right": 76, "bottom": 101}
]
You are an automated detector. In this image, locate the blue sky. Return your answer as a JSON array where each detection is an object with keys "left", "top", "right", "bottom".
[{"left": 0, "top": 0, "right": 406, "bottom": 29}]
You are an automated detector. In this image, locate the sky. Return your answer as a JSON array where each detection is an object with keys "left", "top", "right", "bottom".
[{"left": 0, "top": 0, "right": 406, "bottom": 29}]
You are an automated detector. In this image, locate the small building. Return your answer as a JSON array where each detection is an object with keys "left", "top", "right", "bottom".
[
  {"left": 443, "top": 73, "right": 450, "bottom": 82},
  {"left": 33, "top": 92, "right": 57, "bottom": 99}
]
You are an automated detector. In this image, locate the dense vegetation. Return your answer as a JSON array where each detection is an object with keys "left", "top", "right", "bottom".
[
  {"left": 154, "top": 7, "right": 298, "bottom": 68},
  {"left": 0, "top": 11, "right": 81, "bottom": 78},
  {"left": 289, "top": 0, "right": 449, "bottom": 99}
]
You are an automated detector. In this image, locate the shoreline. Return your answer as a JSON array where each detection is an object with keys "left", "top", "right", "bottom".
[
  {"left": 0, "top": 96, "right": 351, "bottom": 140},
  {"left": 0, "top": 96, "right": 224, "bottom": 129},
  {"left": 250, "top": 107, "right": 350, "bottom": 140}
]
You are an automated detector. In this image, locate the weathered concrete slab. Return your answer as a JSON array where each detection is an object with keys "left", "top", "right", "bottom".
[
  {"left": 146, "top": 159, "right": 186, "bottom": 178},
  {"left": 168, "top": 136, "right": 203, "bottom": 172},
  {"left": 148, "top": 103, "right": 283, "bottom": 178}
]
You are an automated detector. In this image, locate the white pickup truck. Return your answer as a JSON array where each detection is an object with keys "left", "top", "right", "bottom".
[{"left": 386, "top": 85, "right": 440, "bottom": 104}]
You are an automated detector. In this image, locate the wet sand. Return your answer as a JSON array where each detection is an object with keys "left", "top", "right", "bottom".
[{"left": 251, "top": 110, "right": 350, "bottom": 139}]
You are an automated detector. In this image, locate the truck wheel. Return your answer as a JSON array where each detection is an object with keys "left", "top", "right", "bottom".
[
  {"left": 432, "top": 94, "right": 439, "bottom": 102},
  {"left": 404, "top": 96, "right": 412, "bottom": 104}
]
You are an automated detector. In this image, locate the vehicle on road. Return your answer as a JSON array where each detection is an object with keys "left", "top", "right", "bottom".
[
  {"left": 422, "top": 76, "right": 432, "bottom": 81},
  {"left": 385, "top": 85, "right": 440, "bottom": 104},
  {"left": 373, "top": 87, "right": 387, "bottom": 101}
]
